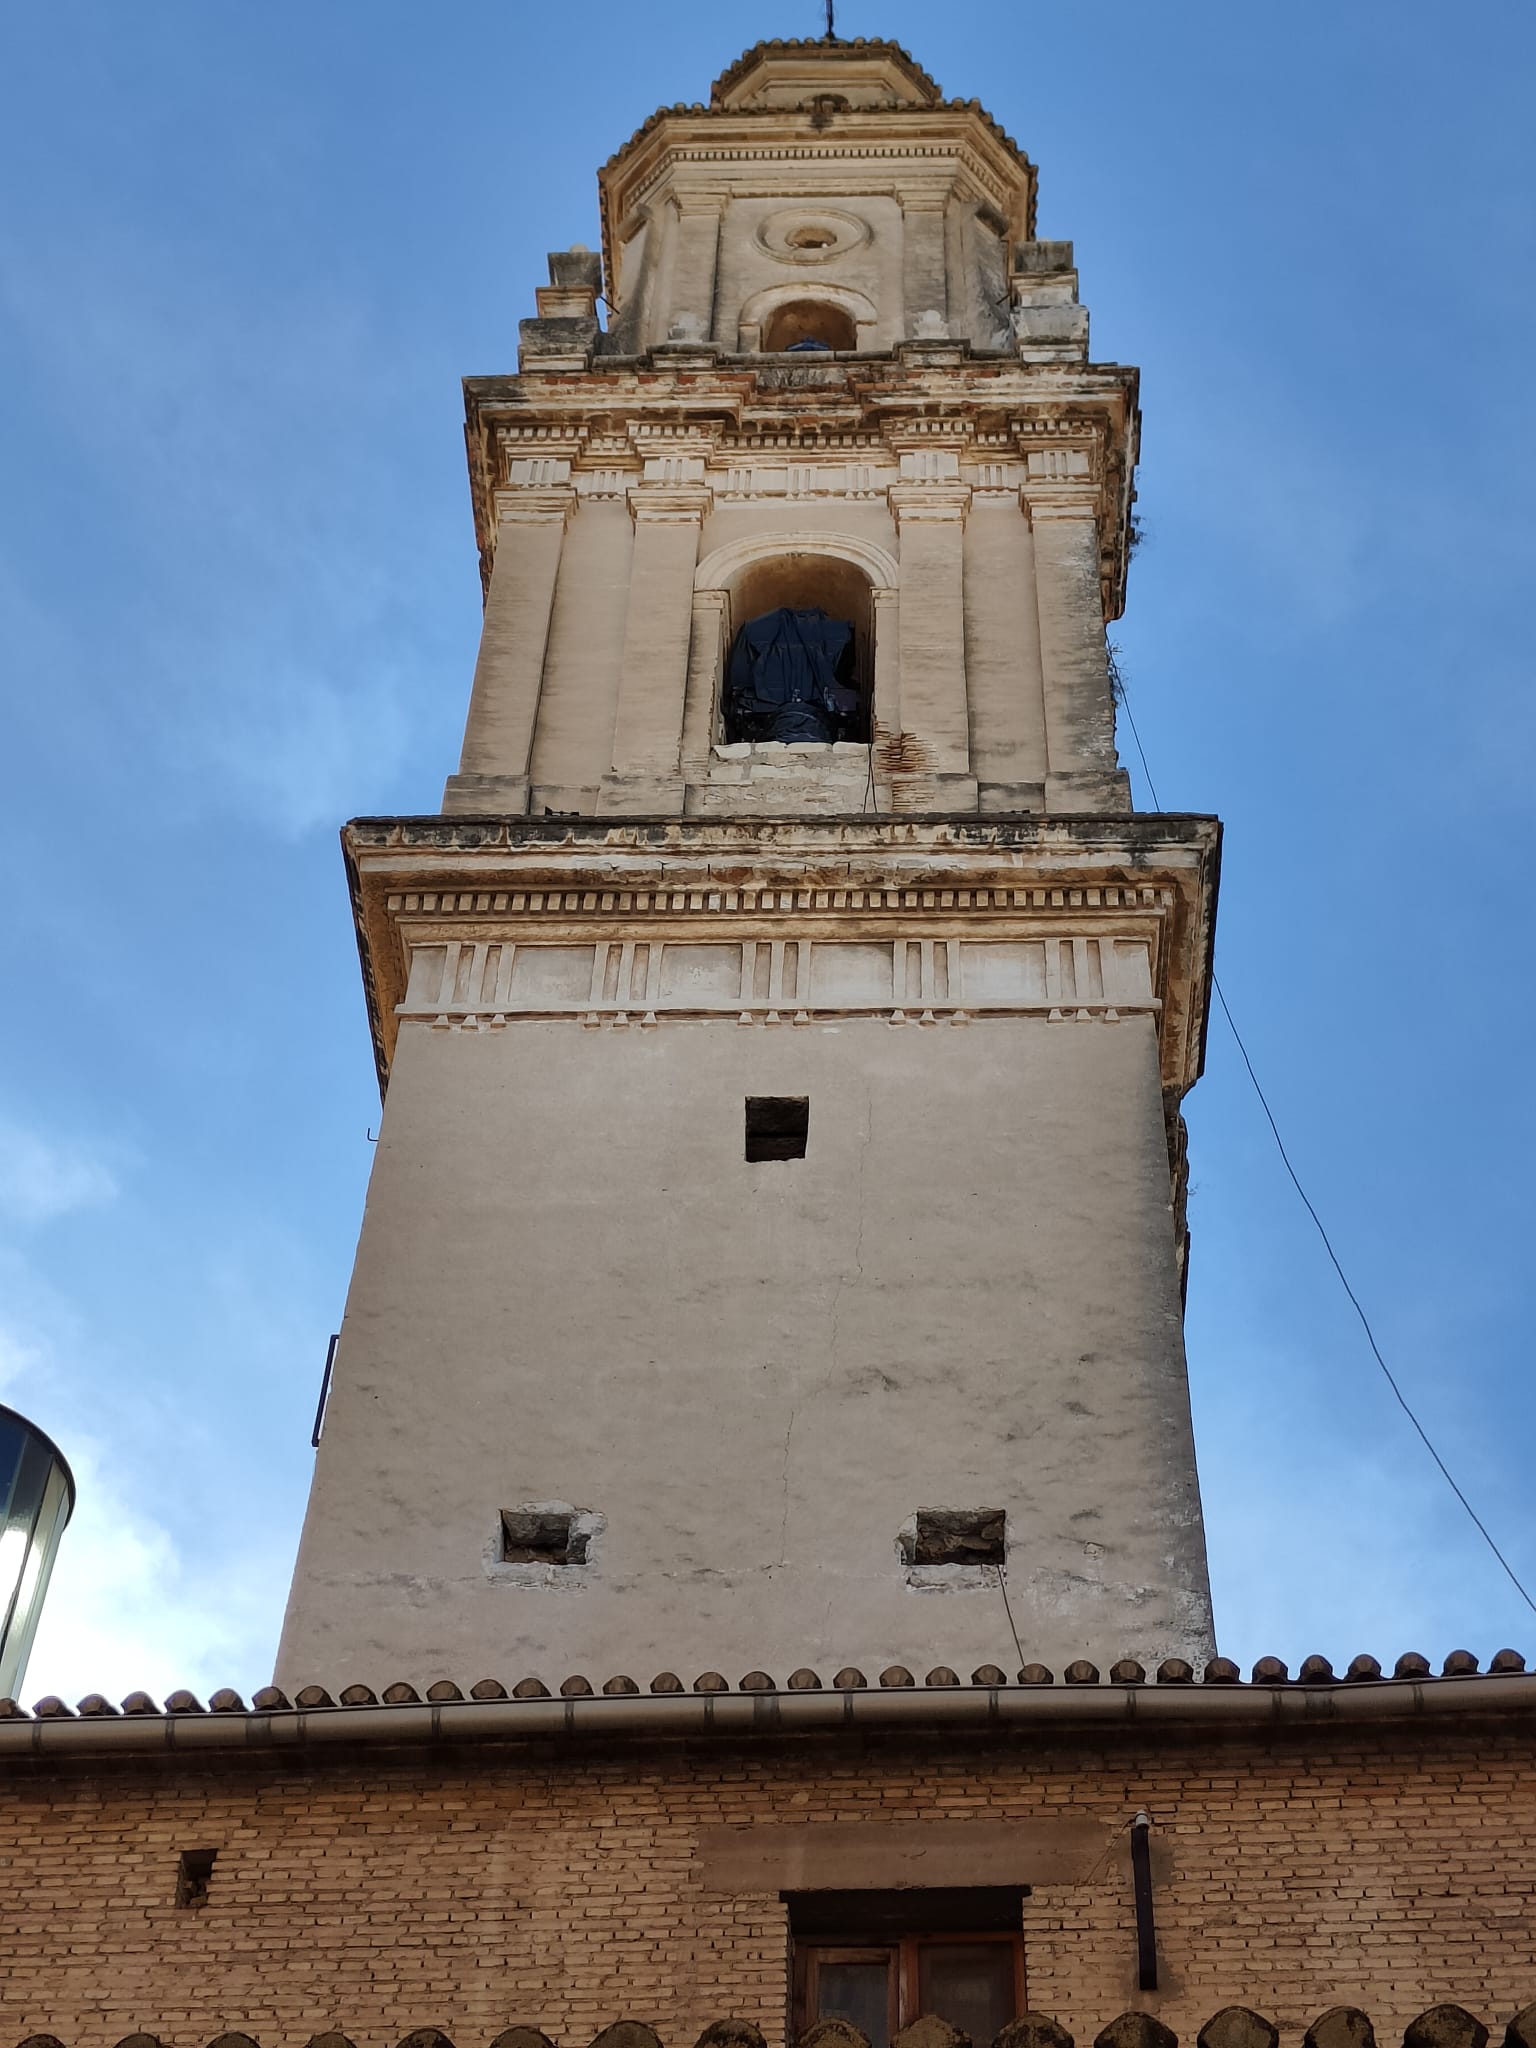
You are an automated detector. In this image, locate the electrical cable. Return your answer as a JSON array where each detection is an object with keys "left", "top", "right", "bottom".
[
  {"left": 992, "top": 1564, "right": 1027, "bottom": 1671},
  {"left": 1114, "top": 681, "right": 1536, "bottom": 1623}
]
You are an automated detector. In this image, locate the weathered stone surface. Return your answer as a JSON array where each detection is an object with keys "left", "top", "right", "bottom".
[
  {"left": 1504, "top": 2003, "right": 1536, "bottom": 2048},
  {"left": 488, "top": 2030, "right": 556, "bottom": 2048},
  {"left": 694, "top": 2025, "right": 766, "bottom": 2048},
  {"left": 1096, "top": 2014, "right": 1177, "bottom": 2048},
  {"left": 1305, "top": 2010, "right": 1376, "bottom": 2048},
  {"left": 892, "top": 2018, "right": 968, "bottom": 2048},
  {"left": 302, "top": 2033, "right": 358, "bottom": 2048},
  {"left": 799, "top": 2023, "right": 871, "bottom": 2048},
  {"left": 995, "top": 2016, "right": 1074, "bottom": 2048},
  {"left": 1198, "top": 2009, "right": 1278, "bottom": 2048},
  {"left": 1404, "top": 2008, "right": 1487, "bottom": 2048},
  {"left": 589, "top": 2028, "right": 663, "bottom": 2048}
]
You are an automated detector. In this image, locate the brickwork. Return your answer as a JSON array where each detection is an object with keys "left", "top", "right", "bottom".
[{"left": 3, "top": 1724, "right": 1533, "bottom": 2048}]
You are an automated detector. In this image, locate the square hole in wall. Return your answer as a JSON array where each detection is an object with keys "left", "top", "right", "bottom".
[
  {"left": 175, "top": 1848, "right": 216, "bottom": 1909},
  {"left": 911, "top": 1508, "right": 1006, "bottom": 1568},
  {"left": 746, "top": 1096, "right": 809, "bottom": 1161},
  {"left": 500, "top": 1508, "right": 589, "bottom": 1565}
]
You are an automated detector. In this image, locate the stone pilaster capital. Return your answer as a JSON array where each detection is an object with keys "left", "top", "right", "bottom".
[
  {"left": 672, "top": 187, "right": 731, "bottom": 217},
  {"left": 895, "top": 183, "right": 952, "bottom": 213},
  {"left": 492, "top": 486, "right": 577, "bottom": 528},
  {"left": 626, "top": 483, "right": 713, "bottom": 524},
  {"left": 1019, "top": 483, "right": 1099, "bottom": 524},
  {"left": 888, "top": 481, "right": 970, "bottom": 527}
]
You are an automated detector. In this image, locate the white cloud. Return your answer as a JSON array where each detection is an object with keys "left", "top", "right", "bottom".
[
  {"left": 21, "top": 1431, "right": 285, "bottom": 1705},
  {"left": 0, "top": 1118, "right": 119, "bottom": 1225}
]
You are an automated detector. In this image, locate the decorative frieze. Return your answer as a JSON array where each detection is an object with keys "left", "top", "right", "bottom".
[
  {"left": 347, "top": 815, "right": 1216, "bottom": 1096},
  {"left": 398, "top": 929, "right": 1157, "bottom": 1032}
]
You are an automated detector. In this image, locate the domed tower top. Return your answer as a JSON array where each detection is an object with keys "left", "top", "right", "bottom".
[{"left": 596, "top": 38, "right": 1040, "bottom": 357}]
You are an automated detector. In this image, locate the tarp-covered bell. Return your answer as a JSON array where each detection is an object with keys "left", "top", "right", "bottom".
[{"left": 724, "top": 607, "right": 861, "bottom": 743}]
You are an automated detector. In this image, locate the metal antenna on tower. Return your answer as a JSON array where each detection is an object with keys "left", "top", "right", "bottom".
[{"left": 824, "top": 0, "right": 835, "bottom": 39}]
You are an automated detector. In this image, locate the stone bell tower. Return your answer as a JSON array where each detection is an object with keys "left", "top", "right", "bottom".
[{"left": 276, "top": 38, "right": 1220, "bottom": 1693}]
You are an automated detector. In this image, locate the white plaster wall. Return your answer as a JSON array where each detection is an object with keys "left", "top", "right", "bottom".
[{"left": 277, "top": 1014, "right": 1214, "bottom": 1692}]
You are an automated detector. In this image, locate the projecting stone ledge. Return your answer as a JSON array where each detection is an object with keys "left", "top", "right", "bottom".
[{"left": 336, "top": 812, "right": 1219, "bottom": 1101}]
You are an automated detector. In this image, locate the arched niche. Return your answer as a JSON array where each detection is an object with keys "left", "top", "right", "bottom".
[
  {"left": 687, "top": 534, "right": 900, "bottom": 756},
  {"left": 738, "top": 281, "right": 879, "bottom": 355},
  {"left": 761, "top": 301, "right": 858, "bottom": 352}
]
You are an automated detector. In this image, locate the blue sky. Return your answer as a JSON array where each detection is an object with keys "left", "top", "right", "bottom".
[{"left": 3, "top": 0, "right": 1534, "bottom": 1701}]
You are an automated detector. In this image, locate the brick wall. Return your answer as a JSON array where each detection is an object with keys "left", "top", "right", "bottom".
[{"left": 3, "top": 1724, "right": 1533, "bottom": 2048}]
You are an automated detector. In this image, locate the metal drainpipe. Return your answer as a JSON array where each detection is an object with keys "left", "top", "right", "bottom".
[{"left": 1130, "top": 1808, "right": 1157, "bottom": 1992}]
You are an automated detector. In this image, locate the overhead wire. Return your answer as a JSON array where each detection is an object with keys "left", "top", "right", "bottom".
[{"left": 1113, "top": 675, "right": 1536, "bottom": 1624}]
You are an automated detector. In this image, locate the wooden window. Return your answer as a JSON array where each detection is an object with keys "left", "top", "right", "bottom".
[{"left": 789, "top": 1892, "right": 1026, "bottom": 2048}]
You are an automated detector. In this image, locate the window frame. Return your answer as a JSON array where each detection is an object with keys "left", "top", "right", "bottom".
[{"left": 792, "top": 1928, "right": 1026, "bottom": 2043}]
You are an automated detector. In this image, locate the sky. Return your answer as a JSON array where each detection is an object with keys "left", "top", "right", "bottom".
[{"left": 2, "top": 0, "right": 1534, "bottom": 1705}]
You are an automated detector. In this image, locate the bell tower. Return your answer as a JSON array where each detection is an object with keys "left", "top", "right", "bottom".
[{"left": 276, "top": 39, "right": 1220, "bottom": 1693}]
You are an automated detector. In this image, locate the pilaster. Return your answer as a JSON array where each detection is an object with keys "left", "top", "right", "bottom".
[
  {"left": 900, "top": 191, "right": 950, "bottom": 337},
  {"left": 445, "top": 487, "right": 575, "bottom": 815},
  {"left": 601, "top": 482, "right": 712, "bottom": 814},
  {"left": 669, "top": 191, "right": 727, "bottom": 343},
  {"left": 888, "top": 478, "right": 974, "bottom": 797},
  {"left": 1025, "top": 486, "right": 1131, "bottom": 813}
]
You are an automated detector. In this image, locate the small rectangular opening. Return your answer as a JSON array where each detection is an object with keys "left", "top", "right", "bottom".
[
  {"left": 175, "top": 1848, "right": 216, "bottom": 1909},
  {"left": 912, "top": 1508, "right": 1006, "bottom": 1568},
  {"left": 499, "top": 1508, "right": 587, "bottom": 1565},
  {"left": 746, "top": 1096, "right": 809, "bottom": 1162}
]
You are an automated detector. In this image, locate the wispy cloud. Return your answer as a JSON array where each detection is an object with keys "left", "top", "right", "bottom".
[
  {"left": 0, "top": 1117, "right": 119, "bottom": 1225},
  {"left": 0, "top": 1294, "right": 291, "bottom": 1706},
  {"left": 22, "top": 1426, "right": 287, "bottom": 1705}
]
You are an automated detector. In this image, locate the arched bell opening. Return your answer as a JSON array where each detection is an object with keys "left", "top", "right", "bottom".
[
  {"left": 720, "top": 553, "right": 874, "bottom": 746},
  {"left": 759, "top": 300, "right": 859, "bottom": 353}
]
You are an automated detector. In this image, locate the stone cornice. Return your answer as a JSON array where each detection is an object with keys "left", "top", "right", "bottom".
[
  {"left": 599, "top": 106, "right": 1037, "bottom": 299},
  {"left": 341, "top": 814, "right": 1218, "bottom": 1106},
  {"left": 462, "top": 359, "right": 1140, "bottom": 612}
]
